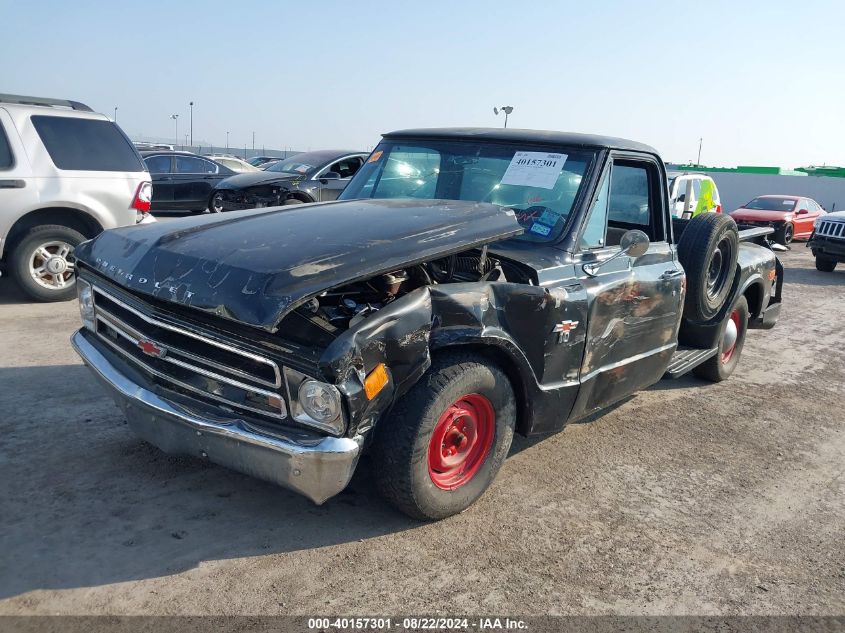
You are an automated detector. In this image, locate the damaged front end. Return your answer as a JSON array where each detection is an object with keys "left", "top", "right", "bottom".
[{"left": 71, "top": 198, "right": 528, "bottom": 503}]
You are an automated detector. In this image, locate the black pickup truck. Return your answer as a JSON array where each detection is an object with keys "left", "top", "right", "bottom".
[{"left": 71, "top": 128, "right": 783, "bottom": 520}]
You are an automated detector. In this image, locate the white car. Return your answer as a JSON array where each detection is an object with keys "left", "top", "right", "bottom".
[
  {"left": 666, "top": 171, "right": 722, "bottom": 218},
  {"left": 0, "top": 94, "right": 153, "bottom": 301},
  {"left": 203, "top": 154, "right": 260, "bottom": 173}
]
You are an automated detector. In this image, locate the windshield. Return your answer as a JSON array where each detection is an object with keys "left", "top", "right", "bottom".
[
  {"left": 266, "top": 157, "right": 318, "bottom": 175},
  {"left": 744, "top": 197, "right": 796, "bottom": 211},
  {"left": 340, "top": 140, "right": 596, "bottom": 242}
]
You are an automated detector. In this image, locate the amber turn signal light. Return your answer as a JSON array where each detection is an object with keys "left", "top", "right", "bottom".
[{"left": 364, "top": 363, "right": 389, "bottom": 400}]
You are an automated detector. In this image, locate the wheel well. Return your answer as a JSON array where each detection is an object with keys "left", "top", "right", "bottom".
[
  {"left": 3, "top": 207, "right": 103, "bottom": 259},
  {"left": 430, "top": 343, "right": 532, "bottom": 437},
  {"left": 286, "top": 192, "right": 314, "bottom": 203},
  {"left": 743, "top": 281, "right": 764, "bottom": 318}
]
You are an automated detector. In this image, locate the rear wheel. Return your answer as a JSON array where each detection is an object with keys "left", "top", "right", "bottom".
[
  {"left": 10, "top": 224, "right": 86, "bottom": 302},
  {"left": 693, "top": 295, "right": 749, "bottom": 382},
  {"left": 283, "top": 197, "right": 304, "bottom": 205},
  {"left": 815, "top": 256, "right": 837, "bottom": 272},
  {"left": 373, "top": 353, "right": 516, "bottom": 520},
  {"left": 677, "top": 213, "right": 739, "bottom": 321}
]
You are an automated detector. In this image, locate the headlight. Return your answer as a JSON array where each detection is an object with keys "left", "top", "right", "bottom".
[
  {"left": 77, "top": 278, "right": 95, "bottom": 332},
  {"left": 299, "top": 380, "right": 342, "bottom": 423}
]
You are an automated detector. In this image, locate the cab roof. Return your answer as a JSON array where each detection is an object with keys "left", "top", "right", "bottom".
[{"left": 383, "top": 127, "right": 659, "bottom": 155}]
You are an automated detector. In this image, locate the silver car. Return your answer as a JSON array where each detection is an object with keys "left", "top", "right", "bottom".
[{"left": 0, "top": 94, "right": 153, "bottom": 301}]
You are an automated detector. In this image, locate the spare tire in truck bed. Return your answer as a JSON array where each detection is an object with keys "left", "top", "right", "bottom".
[{"left": 677, "top": 213, "right": 738, "bottom": 321}]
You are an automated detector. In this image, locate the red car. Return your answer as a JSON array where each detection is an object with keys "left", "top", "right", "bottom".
[{"left": 730, "top": 195, "right": 826, "bottom": 244}]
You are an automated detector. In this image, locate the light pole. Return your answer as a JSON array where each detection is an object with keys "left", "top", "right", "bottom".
[
  {"left": 252, "top": 131, "right": 255, "bottom": 153},
  {"left": 113, "top": 106, "right": 118, "bottom": 123},
  {"left": 189, "top": 101, "right": 194, "bottom": 146},
  {"left": 226, "top": 131, "right": 230, "bottom": 151},
  {"left": 494, "top": 105, "right": 514, "bottom": 128},
  {"left": 697, "top": 137, "right": 703, "bottom": 166},
  {"left": 170, "top": 114, "right": 179, "bottom": 147}
]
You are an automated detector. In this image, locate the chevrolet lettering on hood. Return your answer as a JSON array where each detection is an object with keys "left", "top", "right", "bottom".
[
  {"left": 70, "top": 127, "right": 783, "bottom": 520},
  {"left": 91, "top": 259, "right": 196, "bottom": 299}
]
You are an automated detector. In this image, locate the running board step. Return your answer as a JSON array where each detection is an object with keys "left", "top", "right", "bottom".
[{"left": 664, "top": 347, "right": 718, "bottom": 379}]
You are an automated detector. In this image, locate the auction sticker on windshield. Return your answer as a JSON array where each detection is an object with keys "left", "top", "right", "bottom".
[{"left": 500, "top": 151, "right": 567, "bottom": 189}]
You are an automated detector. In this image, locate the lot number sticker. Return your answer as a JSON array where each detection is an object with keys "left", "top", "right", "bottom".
[{"left": 500, "top": 152, "right": 568, "bottom": 190}]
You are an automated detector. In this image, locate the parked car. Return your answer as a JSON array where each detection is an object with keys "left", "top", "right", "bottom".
[
  {"left": 71, "top": 127, "right": 783, "bottom": 520},
  {"left": 0, "top": 93, "right": 152, "bottom": 301},
  {"left": 666, "top": 171, "right": 722, "bottom": 218},
  {"left": 807, "top": 210, "right": 845, "bottom": 271},
  {"left": 210, "top": 150, "right": 368, "bottom": 212},
  {"left": 142, "top": 151, "right": 235, "bottom": 213},
  {"left": 204, "top": 154, "right": 260, "bottom": 173},
  {"left": 729, "top": 195, "right": 826, "bottom": 244},
  {"left": 247, "top": 155, "right": 281, "bottom": 168}
]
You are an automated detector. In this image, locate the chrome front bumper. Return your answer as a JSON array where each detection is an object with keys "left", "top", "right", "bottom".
[{"left": 71, "top": 330, "right": 362, "bottom": 504}]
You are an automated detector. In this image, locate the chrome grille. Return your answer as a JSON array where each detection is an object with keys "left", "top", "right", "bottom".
[
  {"left": 816, "top": 221, "right": 845, "bottom": 239},
  {"left": 91, "top": 285, "right": 287, "bottom": 420}
]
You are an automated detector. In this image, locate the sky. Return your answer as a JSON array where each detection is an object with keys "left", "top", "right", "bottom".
[{"left": 2, "top": 0, "right": 844, "bottom": 167}]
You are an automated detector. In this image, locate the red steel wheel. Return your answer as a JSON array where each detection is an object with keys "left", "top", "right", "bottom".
[
  {"left": 721, "top": 308, "right": 741, "bottom": 364},
  {"left": 427, "top": 393, "right": 495, "bottom": 490}
]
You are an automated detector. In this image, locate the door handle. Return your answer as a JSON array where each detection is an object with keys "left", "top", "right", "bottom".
[
  {"left": 660, "top": 269, "right": 685, "bottom": 279},
  {"left": 0, "top": 179, "right": 25, "bottom": 189}
]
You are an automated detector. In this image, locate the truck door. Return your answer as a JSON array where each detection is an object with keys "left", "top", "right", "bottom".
[{"left": 570, "top": 154, "right": 684, "bottom": 419}]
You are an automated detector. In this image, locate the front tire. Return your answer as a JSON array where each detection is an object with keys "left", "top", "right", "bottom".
[
  {"left": 208, "top": 192, "right": 224, "bottom": 213},
  {"left": 373, "top": 353, "right": 516, "bottom": 520},
  {"left": 775, "top": 223, "right": 794, "bottom": 245},
  {"left": 693, "top": 295, "right": 749, "bottom": 382},
  {"left": 10, "top": 224, "right": 86, "bottom": 302},
  {"left": 815, "top": 256, "right": 837, "bottom": 272}
]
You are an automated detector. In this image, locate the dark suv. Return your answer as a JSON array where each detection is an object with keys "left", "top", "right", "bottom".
[{"left": 808, "top": 211, "right": 845, "bottom": 271}]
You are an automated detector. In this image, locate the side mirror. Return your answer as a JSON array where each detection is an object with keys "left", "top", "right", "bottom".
[
  {"left": 620, "top": 229, "right": 650, "bottom": 258},
  {"left": 583, "top": 229, "right": 650, "bottom": 276},
  {"left": 320, "top": 171, "right": 341, "bottom": 182},
  {"left": 797, "top": 208, "right": 809, "bottom": 215}
]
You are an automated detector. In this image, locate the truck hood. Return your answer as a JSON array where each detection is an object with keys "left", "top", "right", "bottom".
[
  {"left": 215, "top": 171, "right": 301, "bottom": 190},
  {"left": 75, "top": 199, "right": 523, "bottom": 331}
]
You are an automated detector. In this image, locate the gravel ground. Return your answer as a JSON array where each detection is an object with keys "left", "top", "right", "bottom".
[{"left": 0, "top": 244, "right": 843, "bottom": 616}]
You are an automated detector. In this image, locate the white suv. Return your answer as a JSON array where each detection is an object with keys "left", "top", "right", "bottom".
[
  {"left": 0, "top": 94, "right": 153, "bottom": 301},
  {"left": 666, "top": 171, "right": 722, "bottom": 219}
]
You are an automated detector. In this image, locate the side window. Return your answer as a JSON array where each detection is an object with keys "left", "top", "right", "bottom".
[
  {"left": 0, "top": 122, "right": 13, "bottom": 169},
  {"left": 608, "top": 164, "right": 650, "bottom": 227},
  {"left": 676, "top": 178, "right": 694, "bottom": 203},
  {"left": 580, "top": 167, "right": 611, "bottom": 249},
  {"left": 175, "top": 156, "right": 217, "bottom": 174},
  {"left": 708, "top": 179, "right": 720, "bottom": 202},
  {"left": 691, "top": 179, "right": 701, "bottom": 201},
  {"left": 328, "top": 157, "right": 362, "bottom": 179},
  {"left": 607, "top": 160, "right": 663, "bottom": 243},
  {"left": 144, "top": 155, "right": 171, "bottom": 173}
]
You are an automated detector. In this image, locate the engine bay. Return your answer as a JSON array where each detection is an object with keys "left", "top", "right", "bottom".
[{"left": 284, "top": 248, "right": 533, "bottom": 341}]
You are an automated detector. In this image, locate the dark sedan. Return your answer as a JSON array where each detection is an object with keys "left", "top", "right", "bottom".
[
  {"left": 210, "top": 150, "right": 368, "bottom": 212},
  {"left": 142, "top": 151, "right": 235, "bottom": 213}
]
